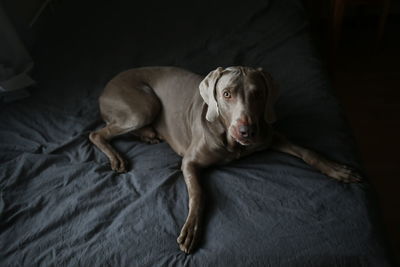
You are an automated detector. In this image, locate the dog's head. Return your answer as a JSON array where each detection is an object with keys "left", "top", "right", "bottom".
[{"left": 199, "top": 66, "right": 278, "bottom": 146}]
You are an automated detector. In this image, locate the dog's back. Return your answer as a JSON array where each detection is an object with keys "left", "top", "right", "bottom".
[{"left": 101, "top": 67, "right": 204, "bottom": 155}]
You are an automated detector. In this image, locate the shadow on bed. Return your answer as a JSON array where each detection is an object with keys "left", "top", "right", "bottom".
[{"left": 0, "top": 0, "right": 394, "bottom": 266}]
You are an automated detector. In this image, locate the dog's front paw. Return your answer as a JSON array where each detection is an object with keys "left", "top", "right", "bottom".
[
  {"left": 177, "top": 216, "right": 201, "bottom": 254},
  {"left": 324, "top": 161, "right": 362, "bottom": 183}
]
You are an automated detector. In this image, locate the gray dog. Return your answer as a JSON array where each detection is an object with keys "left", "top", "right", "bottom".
[{"left": 90, "top": 66, "right": 361, "bottom": 253}]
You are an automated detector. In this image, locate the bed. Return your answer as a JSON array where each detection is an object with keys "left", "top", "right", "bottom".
[{"left": 0, "top": 0, "right": 393, "bottom": 266}]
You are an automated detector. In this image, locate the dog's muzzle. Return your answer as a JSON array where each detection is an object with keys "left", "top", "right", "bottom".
[{"left": 230, "top": 124, "right": 256, "bottom": 146}]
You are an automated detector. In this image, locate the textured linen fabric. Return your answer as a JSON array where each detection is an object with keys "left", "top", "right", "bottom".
[{"left": 0, "top": 0, "right": 393, "bottom": 266}]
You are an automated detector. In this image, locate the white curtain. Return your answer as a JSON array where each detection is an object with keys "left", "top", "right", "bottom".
[{"left": 0, "top": 2, "right": 35, "bottom": 101}]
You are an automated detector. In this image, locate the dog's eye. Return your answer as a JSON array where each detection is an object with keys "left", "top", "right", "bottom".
[{"left": 223, "top": 91, "right": 231, "bottom": 98}]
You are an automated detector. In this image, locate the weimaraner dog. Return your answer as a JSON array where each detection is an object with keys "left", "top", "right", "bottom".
[{"left": 89, "top": 66, "right": 361, "bottom": 253}]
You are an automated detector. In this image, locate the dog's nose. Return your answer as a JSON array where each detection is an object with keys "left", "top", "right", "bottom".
[{"left": 239, "top": 125, "right": 255, "bottom": 138}]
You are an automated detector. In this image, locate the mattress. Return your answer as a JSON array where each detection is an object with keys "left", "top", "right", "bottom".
[{"left": 0, "top": 0, "right": 393, "bottom": 266}]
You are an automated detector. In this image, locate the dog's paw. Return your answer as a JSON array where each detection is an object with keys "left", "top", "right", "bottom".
[
  {"left": 324, "top": 162, "right": 362, "bottom": 183},
  {"left": 177, "top": 216, "right": 201, "bottom": 254},
  {"left": 110, "top": 155, "right": 127, "bottom": 173},
  {"left": 140, "top": 136, "right": 161, "bottom": 145}
]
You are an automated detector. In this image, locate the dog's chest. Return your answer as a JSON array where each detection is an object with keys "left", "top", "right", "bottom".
[{"left": 219, "top": 144, "right": 253, "bottom": 164}]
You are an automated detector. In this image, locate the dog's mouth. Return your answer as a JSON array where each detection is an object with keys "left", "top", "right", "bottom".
[
  {"left": 235, "top": 138, "right": 252, "bottom": 146},
  {"left": 229, "top": 127, "right": 253, "bottom": 146}
]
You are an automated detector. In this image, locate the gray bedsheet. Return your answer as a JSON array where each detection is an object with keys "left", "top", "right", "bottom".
[{"left": 0, "top": 0, "right": 393, "bottom": 266}]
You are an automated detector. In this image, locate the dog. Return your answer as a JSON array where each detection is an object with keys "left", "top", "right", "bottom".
[{"left": 89, "top": 66, "right": 361, "bottom": 254}]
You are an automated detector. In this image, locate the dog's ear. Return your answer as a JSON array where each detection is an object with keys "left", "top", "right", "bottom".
[
  {"left": 258, "top": 68, "right": 279, "bottom": 124},
  {"left": 199, "top": 67, "right": 224, "bottom": 122}
]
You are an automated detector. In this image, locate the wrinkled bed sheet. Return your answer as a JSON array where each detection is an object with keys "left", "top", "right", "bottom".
[{"left": 0, "top": 0, "right": 392, "bottom": 266}]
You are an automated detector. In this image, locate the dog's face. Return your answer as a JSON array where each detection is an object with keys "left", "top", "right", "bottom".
[{"left": 199, "top": 66, "right": 278, "bottom": 146}]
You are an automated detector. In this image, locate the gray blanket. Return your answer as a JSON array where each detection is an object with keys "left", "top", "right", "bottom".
[{"left": 0, "top": 0, "right": 392, "bottom": 266}]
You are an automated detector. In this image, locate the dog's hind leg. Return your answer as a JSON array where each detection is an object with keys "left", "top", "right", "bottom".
[
  {"left": 89, "top": 124, "right": 135, "bottom": 173},
  {"left": 133, "top": 126, "right": 161, "bottom": 144},
  {"left": 90, "top": 82, "right": 161, "bottom": 172}
]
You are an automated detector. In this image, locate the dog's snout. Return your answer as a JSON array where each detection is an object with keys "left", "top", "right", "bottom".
[
  {"left": 239, "top": 125, "right": 249, "bottom": 137},
  {"left": 239, "top": 124, "right": 255, "bottom": 138}
]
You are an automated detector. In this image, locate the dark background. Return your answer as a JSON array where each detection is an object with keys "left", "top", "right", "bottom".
[
  {"left": 305, "top": 0, "right": 400, "bottom": 263},
  {"left": 2, "top": 0, "right": 399, "bottom": 263}
]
